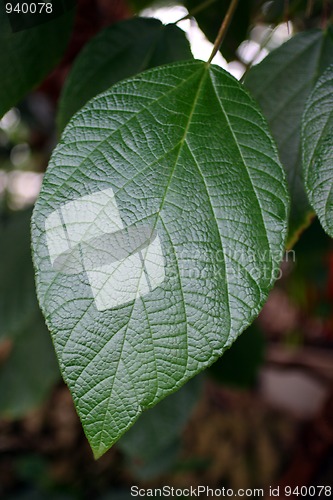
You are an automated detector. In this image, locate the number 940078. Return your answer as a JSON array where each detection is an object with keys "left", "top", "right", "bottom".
[{"left": 6, "top": 3, "right": 53, "bottom": 14}]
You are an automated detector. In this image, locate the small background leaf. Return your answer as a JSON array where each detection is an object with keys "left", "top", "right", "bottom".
[
  {"left": 118, "top": 376, "right": 202, "bottom": 479},
  {"left": 0, "top": 209, "right": 39, "bottom": 340},
  {"left": 0, "top": 209, "right": 60, "bottom": 418},
  {"left": 245, "top": 27, "right": 333, "bottom": 247},
  {"left": 32, "top": 61, "right": 288, "bottom": 458},
  {"left": 57, "top": 17, "right": 192, "bottom": 131},
  {"left": 0, "top": 312, "right": 60, "bottom": 419},
  {"left": 0, "top": 2, "right": 74, "bottom": 119},
  {"left": 302, "top": 64, "right": 333, "bottom": 237},
  {"left": 1, "top": 210, "right": 37, "bottom": 340}
]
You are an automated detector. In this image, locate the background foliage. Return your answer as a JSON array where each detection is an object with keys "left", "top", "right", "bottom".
[{"left": 1, "top": 0, "right": 333, "bottom": 498}]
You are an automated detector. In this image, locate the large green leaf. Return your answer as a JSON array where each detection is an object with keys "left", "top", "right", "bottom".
[
  {"left": 57, "top": 17, "right": 192, "bottom": 131},
  {"left": 245, "top": 27, "right": 333, "bottom": 247},
  {"left": 32, "top": 60, "right": 289, "bottom": 458},
  {"left": 302, "top": 64, "right": 333, "bottom": 237},
  {"left": 0, "top": 2, "right": 74, "bottom": 118}
]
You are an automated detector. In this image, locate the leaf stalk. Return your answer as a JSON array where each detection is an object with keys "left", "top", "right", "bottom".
[{"left": 207, "top": 0, "right": 239, "bottom": 65}]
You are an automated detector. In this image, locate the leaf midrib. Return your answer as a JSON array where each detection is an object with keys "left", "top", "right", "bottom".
[
  {"left": 210, "top": 72, "right": 272, "bottom": 287},
  {"left": 95, "top": 64, "right": 209, "bottom": 456}
]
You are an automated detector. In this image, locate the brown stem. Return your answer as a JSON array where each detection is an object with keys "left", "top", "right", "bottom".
[
  {"left": 207, "top": 0, "right": 239, "bottom": 65},
  {"left": 175, "top": 0, "right": 217, "bottom": 24}
]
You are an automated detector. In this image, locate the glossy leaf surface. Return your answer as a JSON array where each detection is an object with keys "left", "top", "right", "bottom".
[{"left": 32, "top": 61, "right": 289, "bottom": 457}]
